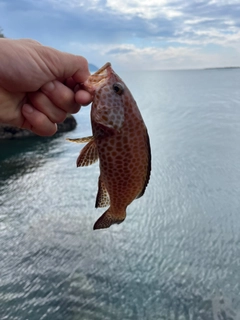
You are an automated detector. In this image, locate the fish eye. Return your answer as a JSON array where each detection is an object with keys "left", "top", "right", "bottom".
[{"left": 113, "top": 83, "right": 124, "bottom": 95}]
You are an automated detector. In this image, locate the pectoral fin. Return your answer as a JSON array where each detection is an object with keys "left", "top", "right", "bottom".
[
  {"left": 66, "top": 136, "right": 93, "bottom": 143},
  {"left": 95, "top": 177, "right": 110, "bottom": 208},
  {"left": 76, "top": 139, "right": 99, "bottom": 167}
]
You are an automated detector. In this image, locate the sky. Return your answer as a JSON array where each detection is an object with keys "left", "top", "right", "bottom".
[{"left": 1, "top": 0, "right": 240, "bottom": 71}]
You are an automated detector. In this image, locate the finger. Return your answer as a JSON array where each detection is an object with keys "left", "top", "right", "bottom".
[
  {"left": 38, "top": 47, "right": 91, "bottom": 83},
  {"left": 75, "top": 89, "right": 93, "bottom": 106},
  {"left": 41, "top": 80, "right": 80, "bottom": 114},
  {"left": 22, "top": 104, "right": 57, "bottom": 136},
  {"left": 18, "top": 39, "right": 42, "bottom": 46},
  {"left": 27, "top": 91, "right": 67, "bottom": 123},
  {"left": 65, "top": 77, "right": 76, "bottom": 90}
]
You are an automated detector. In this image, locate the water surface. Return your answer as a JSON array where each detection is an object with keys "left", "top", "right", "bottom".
[{"left": 1, "top": 69, "right": 240, "bottom": 319}]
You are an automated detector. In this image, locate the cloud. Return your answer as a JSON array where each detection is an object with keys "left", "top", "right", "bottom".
[
  {"left": 46, "top": 0, "right": 183, "bottom": 19},
  {"left": 106, "top": 45, "right": 208, "bottom": 70},
  {"left": 106, "top": 48, "right": 135, "bottom": 55},
  {"left": 1, "top": 0, "right": 240, "bottom": 69},
  {"left": 106, "top": 0, "right": 183, "bottom": 19},
  {"left": 68, "top": 39, "right": 240, "bottom": 71},
  {"left": 67, "top": 42, "right": 202, "bottom": 70}
]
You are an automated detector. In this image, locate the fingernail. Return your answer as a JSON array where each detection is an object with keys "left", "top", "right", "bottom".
[
  {"left": 41, "top": 81, "right": 55, "bottom": 93},
  {"left": 23, "top": 104, "right": 34, "bottom": 114}
]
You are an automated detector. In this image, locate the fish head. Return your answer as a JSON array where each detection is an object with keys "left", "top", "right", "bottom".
[
  {"left": 84, "top": 62, "right": 126, "bottom": 95},
  {"left": 84, "top": 63, "right": 132, "bottom": 132},
  {"left": 84, "top": 62, "right": 112, "bottom": 93}
]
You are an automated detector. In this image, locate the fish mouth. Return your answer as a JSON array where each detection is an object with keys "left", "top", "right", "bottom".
[{"left": 84, "top": 62, "right": 112, "bottom": 93}]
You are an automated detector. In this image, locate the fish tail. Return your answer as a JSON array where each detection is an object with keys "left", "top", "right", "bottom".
[{"left": 93, "top": 207, "right": 126, "bottom": 230}]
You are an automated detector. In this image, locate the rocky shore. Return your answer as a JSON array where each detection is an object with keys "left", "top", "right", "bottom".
[{"left": 0, "top": 114, "right": 77, "bottom": 139}]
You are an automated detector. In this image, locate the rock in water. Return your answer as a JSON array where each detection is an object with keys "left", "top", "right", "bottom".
[{"left": 0, "top": 114, "right": 77, "bottom": 140}]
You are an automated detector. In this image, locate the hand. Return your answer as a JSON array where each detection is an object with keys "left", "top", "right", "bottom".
[{"left": 0, "top": 39, "right": 92, "bottom": 136}]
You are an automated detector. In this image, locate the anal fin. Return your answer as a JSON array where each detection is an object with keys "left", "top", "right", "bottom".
[
  {"left": 95, "top": 177, "right": 110, "bottom": 208},
  {"left": 76, "top": 139, "right": 99, "bottom": 167}
]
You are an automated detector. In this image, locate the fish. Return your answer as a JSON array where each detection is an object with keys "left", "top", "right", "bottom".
[{"left": 67, "top": 62, "right": 151, "bottom": 230}]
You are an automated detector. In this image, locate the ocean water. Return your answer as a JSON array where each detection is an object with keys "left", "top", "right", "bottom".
[{"left": 1, "top": 69, "right": 240, "bottom": 319}]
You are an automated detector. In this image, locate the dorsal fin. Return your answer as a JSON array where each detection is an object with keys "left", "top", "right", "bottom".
[
  {"left": 136, "top": 128, "right": 151, "bottom": 199},
  {"left": 95, "top": 176, "right": 110, "bottom": 208},
  {"left": 76, "top": 139, "right": 99, "bottom": 167}
]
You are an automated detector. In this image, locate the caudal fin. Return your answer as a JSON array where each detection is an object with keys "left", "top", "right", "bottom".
[{"left": 93, "top": 207, "right": 126, "bottom": 230}]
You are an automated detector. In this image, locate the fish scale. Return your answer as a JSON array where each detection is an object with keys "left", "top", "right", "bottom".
[{"left": 67, "top": 63, "right": 151, "bottom": 230}]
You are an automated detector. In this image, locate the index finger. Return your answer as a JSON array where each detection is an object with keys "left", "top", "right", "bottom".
[{"left": 75, "top": 89, "right": 93, "bottom": 106}]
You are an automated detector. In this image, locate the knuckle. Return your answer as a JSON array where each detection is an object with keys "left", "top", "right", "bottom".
[
  {"left": 34, "top": 112, "right": 47, "bottom": 128},
  {"left": 59, "top": 89, "right": 71, "bottom": 102},
  {"left": 76, "top": 55, "right": 88, "bottom": 69},
  {"left": 55, "top": 112, "right": 66, "bottom": 123}
]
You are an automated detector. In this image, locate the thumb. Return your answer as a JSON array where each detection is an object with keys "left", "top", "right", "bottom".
[{"left": 37, "top": 46, "right": 91, "bottom": 84}]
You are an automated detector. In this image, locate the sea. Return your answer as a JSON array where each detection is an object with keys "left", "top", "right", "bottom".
[{"left": 1, "top": 69, "right": 240, "bottom": 320}]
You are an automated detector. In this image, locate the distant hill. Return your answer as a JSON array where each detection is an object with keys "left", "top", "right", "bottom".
[
  {"left": 204, "top": 66, "right": 240, "bottom": 70},
  {"left": 0, "top": 27, "right": 4, "bottom": 38},
  {"left": 88, "top": 63, "right": 98, "bottom": 72}
]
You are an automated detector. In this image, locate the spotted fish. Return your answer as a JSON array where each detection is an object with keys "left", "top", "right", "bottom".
[{"left": 67, "top": 62, "right": 151, "bottom": 230}]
